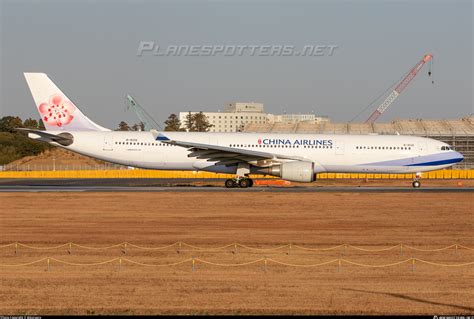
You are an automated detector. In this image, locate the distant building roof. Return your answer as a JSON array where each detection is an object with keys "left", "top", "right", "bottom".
[{"left": 243, "top": 115, "right": 474, "bottom": 136}]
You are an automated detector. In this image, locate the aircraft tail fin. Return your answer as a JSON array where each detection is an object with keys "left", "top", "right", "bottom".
[{"left": 24, "top": 73, "right": 110, "bottom": 131}]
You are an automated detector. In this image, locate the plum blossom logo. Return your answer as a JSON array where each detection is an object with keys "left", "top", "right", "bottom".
[
  {"left": 258, "top": 138, "right": 262, "bottom": 145},
  {"left": 39, "top": 95, "right": 76, "bottom": 127}
]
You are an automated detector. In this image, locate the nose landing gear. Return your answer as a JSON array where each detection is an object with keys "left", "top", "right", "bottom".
[{"left": 412, "top": 172, "right": 422, "bottom": 188}]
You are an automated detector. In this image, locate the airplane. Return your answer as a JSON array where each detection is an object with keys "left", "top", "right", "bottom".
[{"left": 18, "top": 73, "right": 464, "bottom": 188}]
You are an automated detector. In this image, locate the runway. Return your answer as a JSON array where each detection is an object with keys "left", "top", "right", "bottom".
[
  {"left": 1, "top": 186, "right": 473, "bottom": 192},
  {"left": 0, "top": 178, "right": 471, "bottom": 192}
]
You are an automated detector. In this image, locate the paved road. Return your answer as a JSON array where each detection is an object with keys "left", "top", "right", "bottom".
[
  {"left": 0, "top": 178, "right": 471, "bottom": 192},
  {"left": 0, "top": 186, "right": 472, "bottom": 193}
]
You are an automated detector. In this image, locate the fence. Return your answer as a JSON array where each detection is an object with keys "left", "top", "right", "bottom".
[
  {"left": 2, "top": 257, "right": 474, "bottom": 272},
  {"left": 1, "top": 169, "right": 474, "bottom": 179},
  {"left": 1, "top": 163, "right": 128, "bottom": 171},
  {"left": 1, "top": 242, "right": 473, "bottom": 271},
  {"left": 3, "top": 241, "right": 473, "bottom": 252}
]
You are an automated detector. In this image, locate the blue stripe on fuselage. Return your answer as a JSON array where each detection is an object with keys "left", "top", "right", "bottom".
[
  {"left": 362, "top": 152, "right": 463, "bottom": 167},
  {"left": 406, "top": 157, "right": 464, "bottom": 166}
]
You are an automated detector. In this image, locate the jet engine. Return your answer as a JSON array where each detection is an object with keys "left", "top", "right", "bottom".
[{"left": 255, "top": 161, "right": 315, "bottom": 182}]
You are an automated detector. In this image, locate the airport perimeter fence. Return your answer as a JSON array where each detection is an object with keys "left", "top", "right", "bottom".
[
  {"left": 1, "top": 168, "right": 474, "bottom": 179},
  {"left": 0, "top": 163, "right": 129, "bottom": 172},
  {"left": 1, "top": 242, "right": 473, "bottom": 272},
  {"left": 4, "top": 163, "right": 474, "bottom": 171}
]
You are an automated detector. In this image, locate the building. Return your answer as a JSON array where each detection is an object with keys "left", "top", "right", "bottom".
[
  {"left": 179, "top": 103, "right": 269, "bottom": 133},
  {"left": 267, "top": 113, "right": 329, "bottom": 124},
  {"left": 179, "top": 102, "right": 328, "bottom": 133},
  {"left": 225, "top": 102, "right": 264, "bottom": 113},
  {"left": 243, "top": 115, "right": 474, "bottom": 168}
]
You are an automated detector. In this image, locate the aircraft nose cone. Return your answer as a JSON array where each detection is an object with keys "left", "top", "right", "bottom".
[{"left": 454, "top": 151, "right": 464, "bottom": 162}]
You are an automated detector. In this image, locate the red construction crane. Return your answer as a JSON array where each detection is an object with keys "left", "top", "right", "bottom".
[{"left": 365, "top": 54, "right": 433, "bottom": 124}]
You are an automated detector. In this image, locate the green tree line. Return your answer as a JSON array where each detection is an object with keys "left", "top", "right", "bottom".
[
  {"left": 0, "top": 116, "right": 52, "bottom": 165},
  {"left": 164, "top": 112, "right": 213, "bottom": 132},
  {"left": 117, "top": 112, "right": 212, "bottom": 132}
]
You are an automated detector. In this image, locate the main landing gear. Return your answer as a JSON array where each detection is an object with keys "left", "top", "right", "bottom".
[
  {"left": 412, "top": 172, "right": 422, "bottom": 188},
  {"left": 225, "top": 177, "right": 254, "bottom": 188},
  {"left": 225, "top": 163, "right": 253, "bottom": 188}
]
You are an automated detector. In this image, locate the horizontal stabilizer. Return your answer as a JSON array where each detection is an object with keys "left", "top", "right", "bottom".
[{"left": 15, "top": 128, "right": 74, "bottom": 146}]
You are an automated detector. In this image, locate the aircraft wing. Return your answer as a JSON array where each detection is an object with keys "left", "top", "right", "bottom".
[
  {"left": 15, "top": 128, "right": 74, "bottom": 146},
  {"left": 152, "top": 131, "right": 306, "bottom": 167}
]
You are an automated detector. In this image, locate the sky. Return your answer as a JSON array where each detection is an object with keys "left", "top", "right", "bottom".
[{"left": 0, "top": 0, "right": 472, "bottom": 129}]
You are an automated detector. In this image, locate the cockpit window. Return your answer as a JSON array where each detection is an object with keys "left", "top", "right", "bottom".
[{"left": 442, "top": 146, "right": 453, "bottom": 151}]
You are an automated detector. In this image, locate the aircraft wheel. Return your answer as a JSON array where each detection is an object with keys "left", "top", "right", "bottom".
[
  {"left": 239, "top": 179, "right": 250, "bottom": 188},
  {"left": 412, "top": 180, "right": 421, "bottom": 188},
  {"left": 225, "top": 179, "right": 236, "bottom": 188},
  {"left": 248, "top": 179, "right": 254, "bottom": 187}
]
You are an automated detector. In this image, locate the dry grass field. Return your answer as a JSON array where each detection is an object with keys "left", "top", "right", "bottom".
[{"left": 1, "top": 191, "right": 473, "bottom": 315}]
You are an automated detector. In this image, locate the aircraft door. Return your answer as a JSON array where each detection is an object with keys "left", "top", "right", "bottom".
[
  {"left": 335, "top": 140, "right": 344, "bottom": 155},
  {"left": 103, "top": 134, "right": 114, "bottom": 151},
  {"left": 418, "top": 141, "right": 427, "bottom": 154}
]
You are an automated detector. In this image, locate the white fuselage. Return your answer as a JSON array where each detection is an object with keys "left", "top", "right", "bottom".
[{"left": 44, "top": 131, "right": 463, "bottom": 176}]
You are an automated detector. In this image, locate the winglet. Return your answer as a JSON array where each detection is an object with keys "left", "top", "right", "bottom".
[
  {"left": 155, "top": 132, "right": 170, "bottom": 141},
  {"left": 150, "top": 130, "right": 170, "bottom": 141}
]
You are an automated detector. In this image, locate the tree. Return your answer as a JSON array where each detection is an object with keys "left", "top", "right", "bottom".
[
  {"left": 0, "top": 115, "right": 53, "bottom": 165},
  {"left": 38, "top": 119, "right": 46, "bottom": 130},
  {"left": 164, "top": 113, "right": 184, "bottom": 131},
  {"left": 131, "top": 122, "right": 145, "bottom": 131},
  {"left": 117, "top": 121, "right": 130, "bottom": 131},
  {"left": 183, "top": 112, "right": 213, "bottom": 132},
  {"left": 193, "top": 112, "right": 213, "bottom": 132},
  {"left": 0, "top": 116, "right": 24, "bottom": 132},
  {"left": 23, "top": 118, "right": 39, "bottom": 129},
  {"left": 184, "top": 112, "right": 195, "bottom": 131}
]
